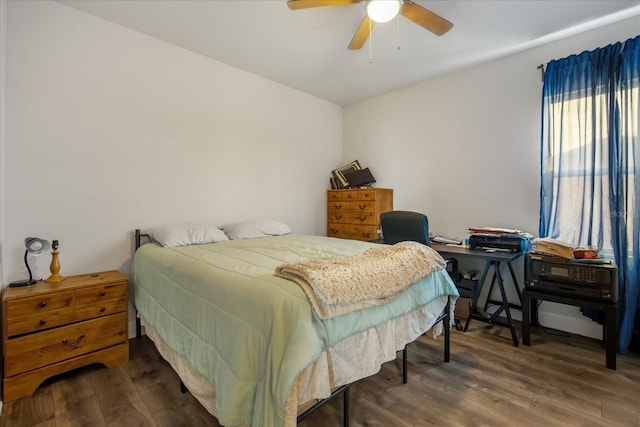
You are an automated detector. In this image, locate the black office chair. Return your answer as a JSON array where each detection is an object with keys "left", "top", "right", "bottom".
[
  {"left": 380, "top": 211, "right": 430, "bottom": 245},
  {"left": 380, "top": 211, "right": 466, "bottom": 330},
  {"left": 379, "top": 210, "right": 463, "bottom": 383}
]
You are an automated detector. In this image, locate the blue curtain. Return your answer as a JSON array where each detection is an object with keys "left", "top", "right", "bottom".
[{"left": 540, "top": 35, "right": 640, "bottom": 353}]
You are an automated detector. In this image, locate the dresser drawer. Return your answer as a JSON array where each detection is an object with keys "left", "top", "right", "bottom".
[
  {"left": 5, "top": 291, "right": 74, "bottom": 320},
  {"left": 351, "top": 225, "right": 378, "bottom": 241},
  {"left": 328, "top": 223, "right": 379, "bottom": 241},
  {"left": 328, "top": 201, "right": 376, "bottom": 213},
  {"left": 350, "top": 201, "right": 376, "bottom": 214},
  {"left": 328, "top": 191, "right": 352, "bottom": 202},
  {"left": 347, "top": 212, "right": 377, "bottom": 225},
  {"left": 4, "top": 312, "right": 127, "bottom": 377},
  {"left": 328, "top": 189, "right": 378, "bottom": 202},
  {"left": 328, "top": 211, "right": 348, "bottom": 223}
]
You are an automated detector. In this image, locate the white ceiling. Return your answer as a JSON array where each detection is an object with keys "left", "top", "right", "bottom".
[{"left": 59, "top": 0, "right": 640, "bottom": 105}]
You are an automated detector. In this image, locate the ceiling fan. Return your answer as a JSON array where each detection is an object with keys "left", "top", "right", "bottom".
[{"left": 287, "top": 0, "right": 453, "bottom": 50}]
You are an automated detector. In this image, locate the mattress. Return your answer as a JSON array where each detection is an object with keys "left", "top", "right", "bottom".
[{"left": 130, "top": 234, "right": 458, "bottom": 427}]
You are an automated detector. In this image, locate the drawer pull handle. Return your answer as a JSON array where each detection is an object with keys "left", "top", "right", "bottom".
[
  {"left": 99, "top": 291, "right": 106, "bottom": 297},
  {"left": 362, "top": 232, "right": 371, "bottom": 238},
  {"left": 334, "top": 204, "right": 343, "bottom": 209},
  {"left": 358, "top": 216, "right": 367, "bottom": 221},
  {"left": 62, "top": 334, "right": 85, "bottom": 348},
  {"left": 39, "top": 301, "right": 46, "bottom": 308},
  {"left": 335, "top": 215, "right": 343, "bottom": 220},
  {"left": 39, "top": 319, "right": 46, "bottom": 326},
  {"left": 359, "top": 204, "right": 367, "bottom": 210},
  {"left": 100, "top": 307, "right": 106, "bottom": 313}
]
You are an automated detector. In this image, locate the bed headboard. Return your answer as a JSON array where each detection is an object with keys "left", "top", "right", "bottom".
[{"left": 134, "top": 229, "right": 151, "bottom": 251}]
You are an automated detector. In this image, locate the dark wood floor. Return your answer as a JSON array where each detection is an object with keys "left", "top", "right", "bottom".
[{"left": 1, "top": 323, "right": 639, "bottom": 427}]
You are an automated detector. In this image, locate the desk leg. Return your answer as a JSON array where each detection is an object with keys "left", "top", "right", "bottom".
[
  {"left": 522, "top": 293, "right": 532, "bottom": 346},
  {"left": 605, "top": 306, "right": 616, "bottom": 370},
  {"left": 464, "top": 261, "right": 491, "bottom": 332},
  {"left": 444, "top": 297, "right": 450, "bottom": 363},
  {"left": 530, "top": 297, "right": 539, "bottom": 327},
  {"left": 507, "top": 261, "right": 523, "bottom": 306},
  {"left": 483, "top": 270, "right": 498, "bottom": 313},
  {"left": 494, "top": 264, "right": 519, "bottom": 347}
]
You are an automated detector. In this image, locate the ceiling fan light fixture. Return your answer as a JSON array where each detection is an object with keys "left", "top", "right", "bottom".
[{"left": 366, "top": 0, "right": 400, "bottom": 23}]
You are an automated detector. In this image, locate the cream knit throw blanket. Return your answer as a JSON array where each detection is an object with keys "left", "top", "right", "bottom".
[{"left": 275, "top": 241, "right": 446, "bottom": 319}]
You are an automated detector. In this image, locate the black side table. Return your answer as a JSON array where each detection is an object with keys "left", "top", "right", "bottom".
[{"left": 522, "top": 288, "right": 617, "bottom": 370}]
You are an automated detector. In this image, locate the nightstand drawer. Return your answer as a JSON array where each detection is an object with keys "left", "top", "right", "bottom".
[
  {"left": 75, "top": 296, "right": 127, "bottom": 321},
  {"left": 74, "top": 282, "right": 127, "bottom": 306},
  {"left": 6, "top": 308, "right": 75, "bottom": 337},
  {"left": 5, "top": 291, "right": 74, "bottom": 320},
  {"left": 4, "top": 312, "right": 127, "bottom": 377}
]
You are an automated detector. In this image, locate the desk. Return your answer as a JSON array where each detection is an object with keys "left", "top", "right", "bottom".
[
  {"left": 432, "top": 244, "right": 524, "bottom": 346},
  {"left": 522, "top": 288, "right": 617, "bottom": 369}
]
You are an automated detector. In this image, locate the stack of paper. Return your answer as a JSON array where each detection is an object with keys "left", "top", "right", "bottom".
[
  {"left": 430, "top": 235, "right": 462, "bottom": 245},
  {"left": 531, "top": 237, "right": 576, "bottom": 259}
]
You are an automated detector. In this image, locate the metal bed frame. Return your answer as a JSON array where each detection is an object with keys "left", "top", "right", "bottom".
[{"left": 132, "top": 229, "right": 451, "bottom": 427}]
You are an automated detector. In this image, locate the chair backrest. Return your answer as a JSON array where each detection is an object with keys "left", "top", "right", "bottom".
[{"left": 380, "top": 211, "right": 430, "bottom": 245}]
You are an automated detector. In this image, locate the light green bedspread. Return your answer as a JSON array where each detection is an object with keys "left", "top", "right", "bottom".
[{"left": 131, "top": 235, "right": 458, "bottom": 427}]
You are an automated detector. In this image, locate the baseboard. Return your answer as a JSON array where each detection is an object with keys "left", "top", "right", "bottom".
[
  {"left": 485, "top": 301, "right": 602, "bottom": 340},
  {"left": 536, "top": 307, "right": 603, "bottom": 339}
]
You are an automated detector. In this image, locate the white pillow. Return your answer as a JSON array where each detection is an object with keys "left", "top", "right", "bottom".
[
  {"left": 148, "top": 223, "right": 229, "bottom": 247},
  {"left": 223, "top": 219, "right": 291, "bottom": 240}
]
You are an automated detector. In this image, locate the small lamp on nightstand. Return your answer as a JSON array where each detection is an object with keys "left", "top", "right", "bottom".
[
  {"left": 45, "top": 240, "right": 65, "bottom": 283},
  {"left": 9, "top": 237, "right": 51, "bottom": 287}
]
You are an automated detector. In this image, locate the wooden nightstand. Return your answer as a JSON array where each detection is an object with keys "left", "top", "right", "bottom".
[{"left": 2, "top": 270, "right": 129, "bottom": 401}]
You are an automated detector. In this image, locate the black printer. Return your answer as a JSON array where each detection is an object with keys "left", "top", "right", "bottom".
[
  {"left": 525, "top": 253, "right": 618, "bottom": 302},
  {"left": 469, "top": 234, "right": 529, "bottom": 252}
]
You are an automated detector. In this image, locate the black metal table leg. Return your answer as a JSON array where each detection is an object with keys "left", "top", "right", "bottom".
[
  {"left": 444, "top": 296, "right": 451, "bottom": 362},
  {"left": 402, "top": 346, "right": 408, "bottom": 384},
  {"left": 493, "top": 263, "right": 519, "bottom": 347},
  {"left": 343, "top": 386, "right": 349, "bottom": 427},
  {"left": 522, "top": 292, "right": 532, "bottom": 346},
  {"left": 605, "top": 306, "right": 617, "bottom": 370}
]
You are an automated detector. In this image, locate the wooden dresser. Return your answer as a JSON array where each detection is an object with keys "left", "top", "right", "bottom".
[
  {"left": 327, "top": 188, "right": 393, "bottom": 241},
  {"left": 2, "top": 270, "right": 129, "bottom": 401}
]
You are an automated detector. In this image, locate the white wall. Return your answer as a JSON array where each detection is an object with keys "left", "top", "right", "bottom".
[
  {"left": 2, "top": 1, "right": 342, "bottom": 284},
  {"left": 0, "top": 0, "right": 6, "bottom": 287},
  {"left": 344, "top": 15, "right": 640, "bottom": 339}
]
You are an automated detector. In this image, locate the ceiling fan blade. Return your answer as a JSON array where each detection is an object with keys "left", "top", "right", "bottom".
[
  {"left": 287, "top": 0, "right": 362, "bottom": 10},
  {"left": 400, "top": 0, "right": 453, "bottom": 36},
  {"left": 348, "top": 15, "right": 375, "bottom": 50}
]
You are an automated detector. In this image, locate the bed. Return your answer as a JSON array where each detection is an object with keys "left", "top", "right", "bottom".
[{"left": 130, "top": 226, "right": 458, "bottom": 427}]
